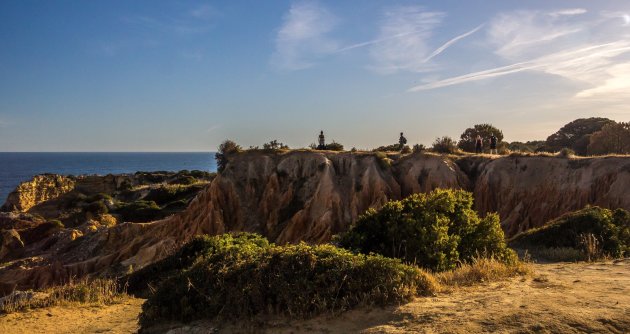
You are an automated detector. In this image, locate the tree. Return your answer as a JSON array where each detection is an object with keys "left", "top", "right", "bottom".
[
  {"left": 544, "top": 117, "right": 615, "bottom": 155},
  {"left": 458, "top": 124, "right": 504, "bottom": 153},
  {"left": 215, "top": 140, "right": 242, "bottom": 173},
  {"left": 587, "top": 122, "right": 630, "bottom": 155}
]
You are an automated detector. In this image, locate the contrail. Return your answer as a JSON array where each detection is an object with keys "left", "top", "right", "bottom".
[{"left": 423, "top": 24, "right": 484, "bottom": 62}]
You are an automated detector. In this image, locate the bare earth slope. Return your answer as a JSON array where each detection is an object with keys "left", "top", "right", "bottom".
[
  {"left": 3, "top": 260, "right": 626, "bottom": 334},
  {"left": 1, "top": 152, "right": 629, "bottom": 291}
]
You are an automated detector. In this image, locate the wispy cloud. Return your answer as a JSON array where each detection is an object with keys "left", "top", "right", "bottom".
[
  {"left": 424, "top": 24, "right": 484, "bottom": 62},
  {"left": 206, "top": 124, "right": 222, "bottom": 133},
  {"left": 409, "top": 42, "right": 630, "bottom": 92},
  {"left": 123, "top": 5, "right": 218, "bottom": 36},
  {"left": 368, "top": 6, "right": 444, "bottom": 74},
  {"left": 487, "top": 10, "right": 585, "bottom": 60},
  {"left": 409, "top": 8, "right": 630, "bottom": 101},
  {"left": 271, "top": 1, "right": 339, "bottom": 70},
  {"left": 549, "top": 8, "right": 587, "bottom": 17}
]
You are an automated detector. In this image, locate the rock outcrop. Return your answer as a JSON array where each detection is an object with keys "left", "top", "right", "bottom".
[
  {"left": 0, "top": 151, "right": 629, "bottom": 293},
  {"left": 1, "top": 175, "right": 75, "bottom": 212}
]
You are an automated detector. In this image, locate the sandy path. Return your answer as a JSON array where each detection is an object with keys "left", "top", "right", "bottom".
[
  {"left": 0, "top": 298, "right": 143, "bottom": 334},
  {"left": 2, "top": 260, "right": 629, "bottom": 333}
]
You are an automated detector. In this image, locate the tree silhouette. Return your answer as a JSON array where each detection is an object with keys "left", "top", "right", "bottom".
[{"left": 458, "top": 124, "right": 504, "bottom": 153}]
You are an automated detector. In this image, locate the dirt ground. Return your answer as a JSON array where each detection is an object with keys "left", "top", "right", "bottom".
[
  {"left": 0, "top": 298, "right": 143, "bottom": 334},
  {"left": 1, "top": 259, "right": 629, "bottom": 334}
]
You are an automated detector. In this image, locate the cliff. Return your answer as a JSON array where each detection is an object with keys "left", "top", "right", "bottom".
[
  {"left": 1, "top": 175, "right": 76, "bottom": 212},
  {"left": 1, "top": 151, "right": 629, "bottom": 292}
]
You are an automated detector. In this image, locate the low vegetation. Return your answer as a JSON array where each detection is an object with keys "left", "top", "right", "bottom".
[
  {"left": 509, "top": 206, "right": 630, "bottom": 261},
  {"left": 138, "top": 233, "right": 436, "bottom": 326},
  {"left": 0, "top": 278, "right": 126, "bottom": 314},
  {"left": 336, "top": 189, "right": 516, "bottom": 271},
  {"left": 431, "top": 136, "right": 458, "bottom": 154}
]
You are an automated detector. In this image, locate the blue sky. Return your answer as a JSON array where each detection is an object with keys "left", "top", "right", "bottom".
[{"left": 1, "top": 0, "right": 629, "bottom": 151}]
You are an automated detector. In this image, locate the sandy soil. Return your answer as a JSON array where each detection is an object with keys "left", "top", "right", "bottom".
[
  {"left": 2, "top": 260, "right": 629, "bottom": 334},
  {"left": 0, "top": 298, "right": 143, "bottom": 334}
]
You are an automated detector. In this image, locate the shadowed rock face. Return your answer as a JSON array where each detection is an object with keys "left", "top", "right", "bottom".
[{"left": 1, "top": 151, "right": 629, "bottom": 292}]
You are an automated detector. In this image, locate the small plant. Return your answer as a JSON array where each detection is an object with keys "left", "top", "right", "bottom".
[
  {"left": 431, "top": 136, "right": 458, "bottom": 154},
  {"left": 374, "top": 151, "right": 391, "bottom": 169},
  {"left": 262, "top": 140, "right": 289, "bottom": 150},
  {"left": 325, "top": 141, "right": 344, "bottom": 151},
  {"left": 557, "top": 147, "right": 575, "bottom": 158},
  {"left": 401, "top": 145, "right": 411, "bottom": 154},
  {"left": 578, "top": 233, "right": 602, "bottom": 261},
  {"left": 412, "top": 144, "right": 426, "bottom": 153}
]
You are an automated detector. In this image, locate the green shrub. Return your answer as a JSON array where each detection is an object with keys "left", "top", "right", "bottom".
[
  {"left": 431, "top": 136, "right": 458, "bottom": 154},
  {"left": 325, "top": 141, "right": 344, "bottom": 151},
  {"left": 413, "top": 144, "right": 426, "bottom": 153},
  {"left": 114, "top": 200, "right": 162, "bottom": 222},
  {"left": 127, "top": 233, "right": 270, "bottom": 295},
  {"left": 374, "top": 152, "right": 391, "bottom": 170},
  {"left": 143, "top": 184, "right": 204, "bottom": 205},
  {"left": 84, "top": 200, "right": 108, "bottom": 215},
  {"left": 48, "top": 219, "right": 65, "bottom": 229},
  {"left": 557, "top": 147, "right": 575, "bottom": 158},
  {"left": 373, "top": 143, "right": 402, "bottom": 152},
  {"left": 335, "top": 189, "right": 516, "bottom": 271},
  {"left": 139, "top": 233, "right": 436, "bottom": 326},
  {"left": 509, "top": 206, "right": 630, "bottom": 259}
]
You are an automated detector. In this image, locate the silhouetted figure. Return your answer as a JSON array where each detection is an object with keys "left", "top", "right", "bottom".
[
  {"left": 490, "top": 133, "right": 498, "bottom": 154},
  {"left": 318, "top": 130, "right": 326, "bottom": 150},
  {"left": 399, "top": 132, "right": 407, "bottom": 150},
  {"left": 475, "top": 135, "right": 483, "bottom": 154}
]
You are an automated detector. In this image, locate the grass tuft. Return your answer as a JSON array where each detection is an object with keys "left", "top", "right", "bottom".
[
  {"left": 436, "top": 257, "right": 532, "bottom": 289},
  {"left": 0, "top": 278, "right": 127, "bottom": 314}
]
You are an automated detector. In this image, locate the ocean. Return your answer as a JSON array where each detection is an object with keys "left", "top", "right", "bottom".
[{"left": 0, "top": 152, "right": 217, "bottom": 205}]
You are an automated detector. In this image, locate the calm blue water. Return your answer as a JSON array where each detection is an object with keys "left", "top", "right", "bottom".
[{"left": 0, "top": 152, "right": 217, "bottom": 205}]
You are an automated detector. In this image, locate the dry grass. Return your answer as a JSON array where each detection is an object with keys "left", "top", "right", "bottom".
[
  {"left": 0, "top": 278, "right": 128, "bottom": 314},
  {"left": 436, "top": 257, "right": 532, "bottom": 290}
]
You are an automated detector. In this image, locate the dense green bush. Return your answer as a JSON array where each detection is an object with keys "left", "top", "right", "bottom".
[
  {"left": 114, "top": 200, "right": 162, "bottom": 222},
  {"left": 509, "top": 206, "right": 630, "bottom": 259},
  {"left": 139, "top": 233, "right": 436, "bottom": 326},
  {"left": 127, "top": 233, "right": 270, "bottom": 295},
  {"left": 336, "top": 189, "right": 516, "bottom": 271}
]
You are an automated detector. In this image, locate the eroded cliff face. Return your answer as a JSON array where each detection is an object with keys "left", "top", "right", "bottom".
[
  {"left": 473, "top": 156, "right": 630, "bottom": 236},
  {"left": 1, "top": 175, "right": 76, "bottom": 212},
  {"left": 1, "top": 151, "right": 629, "bottom": 293}
]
